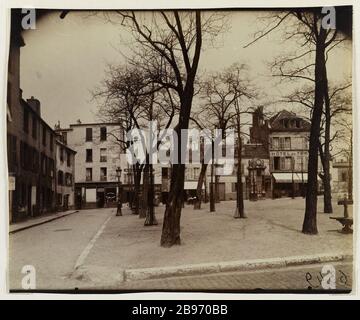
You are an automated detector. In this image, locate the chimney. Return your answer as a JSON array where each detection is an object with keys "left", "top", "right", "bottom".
[{"left": 26, "top": 96, "right": 41, "bottom": 116}]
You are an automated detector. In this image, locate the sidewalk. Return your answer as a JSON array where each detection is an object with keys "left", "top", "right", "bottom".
[
  {"left": 9, "top": 209, "right": 78, "bottom": 234},
  {"left": 75, "top": 197, "right": 353, "bottom": 286}
]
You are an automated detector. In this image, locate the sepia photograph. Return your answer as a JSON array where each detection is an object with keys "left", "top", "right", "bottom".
[{"left": 5, "top": 5, "right": 354, "bottom": 293}]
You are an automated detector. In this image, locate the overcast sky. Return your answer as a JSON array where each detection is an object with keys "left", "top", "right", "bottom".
[{"left": 20, "top": 10, "right": 352, "bottom": 129}]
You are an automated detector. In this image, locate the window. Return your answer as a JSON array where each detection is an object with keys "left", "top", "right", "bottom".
[
  {"left": 86, "top": 149, "right": 93, "bottom": 162},
  {"left": 67, "top": 151, "right": 71, "bottom": 167},
  {"left": 100, "top": 148, "right": 107, "bottom": 162},
  {"left": 340, "top": 171, "right": 348, "bottom": 182},
  {"left": 86, "top": 128, "right": 93, "bottom": 141},
  {"left": 100, "top": 167, "right": 107, "bottom": 181},
  {"left": 272, "top": 137, "right": 279, "bottom": 149},
  {"left": 48, "top": 158, "right": 54, "bottom": 178},
  {"left": 285, "top": 157, "right": 292, "bottom": 170},
  {"left": 58, "top": 170, "right": 64, "bottom": 185},
  {"left": 20, "top": 142, "right": 24, "bottom": 168},
  {"left": 193, "top": 167, "right": 200, "bottom": 179},
  {"left": 33, "top": 150, "right": 39, "bottom": 173},
  {"left": 32, "top": 115, "right": 37, "bottom": 139},
  {"left": 42, "top": 125, "right": 47, "bottom": 146},
  {"left": 23, "top": 108, "right": 29, "bottom": 133},
  {"left": 284, "top": 137, "right": 291, "bottom": 150},
  {"left": 86, "top": 168, "right": 92, "bottom": 181},
  {"left": 23, "top": 144, "right": 29, "bottom": 170},
  {"left": 100, "top": 127, "right": 107, "bottom": 141},
  {"left": 65, "top": 173, "right": 72, "bottom": 186},
  {"left": 7, "top": 134, "right": 17, "bottom": 170},
  {"left": 41, "top": 153, "right": 46, "bottom": 176},
  {"left": 57, "top": 193, "right": 63, "bottom": 206},
  {"left": 274, "top": 157, "right": 280, "bottom": 170},
  {"left": 60, "top": 147, "right": 64, "bottom": 162},
  {"left": 279, "top": 138, "right": 285, "bottom": 150}
]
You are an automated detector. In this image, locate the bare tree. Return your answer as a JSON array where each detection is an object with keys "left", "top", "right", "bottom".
[
  {"left": 93, "top": 64, "right": 177, "bottom": 221},
  {"left": 247, "top": 8, "right": 349, "bottom": 234},
  {"left": 282, "top": 81, "right": 351, "bottom": 213},
  {"left": 111, "top": 11, "right": 225, "bottom": 247},
  {"left": 191, "top": 64, "right": 255, "bottom": 215}
]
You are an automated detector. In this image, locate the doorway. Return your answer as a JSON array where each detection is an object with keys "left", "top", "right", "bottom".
[{"left": 97, "top": 190, "right": 105, "bottom": 208}]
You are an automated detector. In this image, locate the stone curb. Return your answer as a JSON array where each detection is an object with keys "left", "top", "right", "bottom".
[
  {"left": 9, "top": 210, "right": 79, "bottom": 234},
  {"left": 123, "top": 252, "right": 353, "bottom": 282}
]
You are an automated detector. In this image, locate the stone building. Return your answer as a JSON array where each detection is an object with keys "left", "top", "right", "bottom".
[
  {"left": 55, "top": 139, "right": 76, "bottom": 210},
  {"left": 7, "top": 96, "right": 57, "bottom": 220},
  {"left": 7, "top": 15, "right": 57, "bottom": 221},
  {"left": 331, "top": 158, "right": 352, "bottom": 199},
  {"left": 268, "top": 110, "right": 311, "bottom": 198},
  {"left": 56, "top": 122, "right": 126, "bottom": 209}
]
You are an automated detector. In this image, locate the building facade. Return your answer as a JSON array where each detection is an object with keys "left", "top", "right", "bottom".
[
  {"left": 268, "top": 110, "right": 310, "bottom": 198},
  {"left": 55, "top": 139, "right": 76, "bottom": 210},
  {"left": 331, "top": 159, "right": 352, "bottom": 199},
  {"left": 56, "top": 122, "right": 125, "bottom": 209},
  {"left": 7, "top": 95, "right": 57, "bottom": 221}
]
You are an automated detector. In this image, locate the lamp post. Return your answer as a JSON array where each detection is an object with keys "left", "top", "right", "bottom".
[{"left": 116, "top": 167, "right": 122, "bottom": 216}]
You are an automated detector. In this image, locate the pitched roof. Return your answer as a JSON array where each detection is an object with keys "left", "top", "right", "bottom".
[{"left": 269, "top": 110, "right": 310, "bottom": 132}]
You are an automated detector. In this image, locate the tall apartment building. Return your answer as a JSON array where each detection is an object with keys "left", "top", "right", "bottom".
[{"left": 56, "top": 122, "right": 127, "bottom": 209}]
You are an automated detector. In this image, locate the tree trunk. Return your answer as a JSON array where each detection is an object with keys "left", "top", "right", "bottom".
[
  {"left": 194, "top": 163, "right": 208, "bottom": 210},
  {"left": 160, "top": 90, "right": 196, "bottom": 246},
  {"left": 215, "top": 174, "right": 220, "bottom": 203},
  {"left": 234, "top": 123, "right": 245, "bottom": 218},
  {"left": 160, "top": 11, "right": 202, "bottom": 247},
  {"left": 144, "top": 163, "right": 158, "bottom": 226},
  {"left": 322, "top": 62, "right": 333, "bottom": 213},
  {"left": 302, "top": 27, "right": 327, "bottom": 235},
  {"left": 160, "top": 163, "right": 185, "bottom": 246},
  {"left": 132, "top": 163, "right": 142, "bottom": 215},
  {"left": 210, "top": 159, "right": 215, "bottom": 212},
  {"left": 139, "top": 164, "right": 149, "bottom": 218}
]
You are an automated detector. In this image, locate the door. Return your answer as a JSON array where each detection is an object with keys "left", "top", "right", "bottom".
[
  {"left": 97, "top": 191, "right": 105, "bottom": 208},
  {"left": 218, "top": 183, "right": 226, "bottom": 201},
  {"left": 27, "top": 185, "right": 32, "bottom": 216}
]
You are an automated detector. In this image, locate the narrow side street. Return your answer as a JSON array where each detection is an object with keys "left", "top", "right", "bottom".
[{"left": 9, "top": 208, "right": 114, "bottom": 290}]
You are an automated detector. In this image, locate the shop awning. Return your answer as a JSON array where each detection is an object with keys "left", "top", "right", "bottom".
[
  {"left": 184, "top": 181, "right": 204, "bottom": 190},
  {"left": 272, "top": 173, "right": 309, "bottom": 183}
]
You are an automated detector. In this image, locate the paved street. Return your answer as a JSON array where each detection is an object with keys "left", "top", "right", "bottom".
[
  {"left": 118, "top": 262, "right": 353, "bottom": 292},
  {"left": 9, "top": 208, "right": 114, "bottom": 290}
]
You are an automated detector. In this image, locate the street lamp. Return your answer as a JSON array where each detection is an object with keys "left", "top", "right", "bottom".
[{"left": 116, "top": 166, "right": 122, "bottom": 216}]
